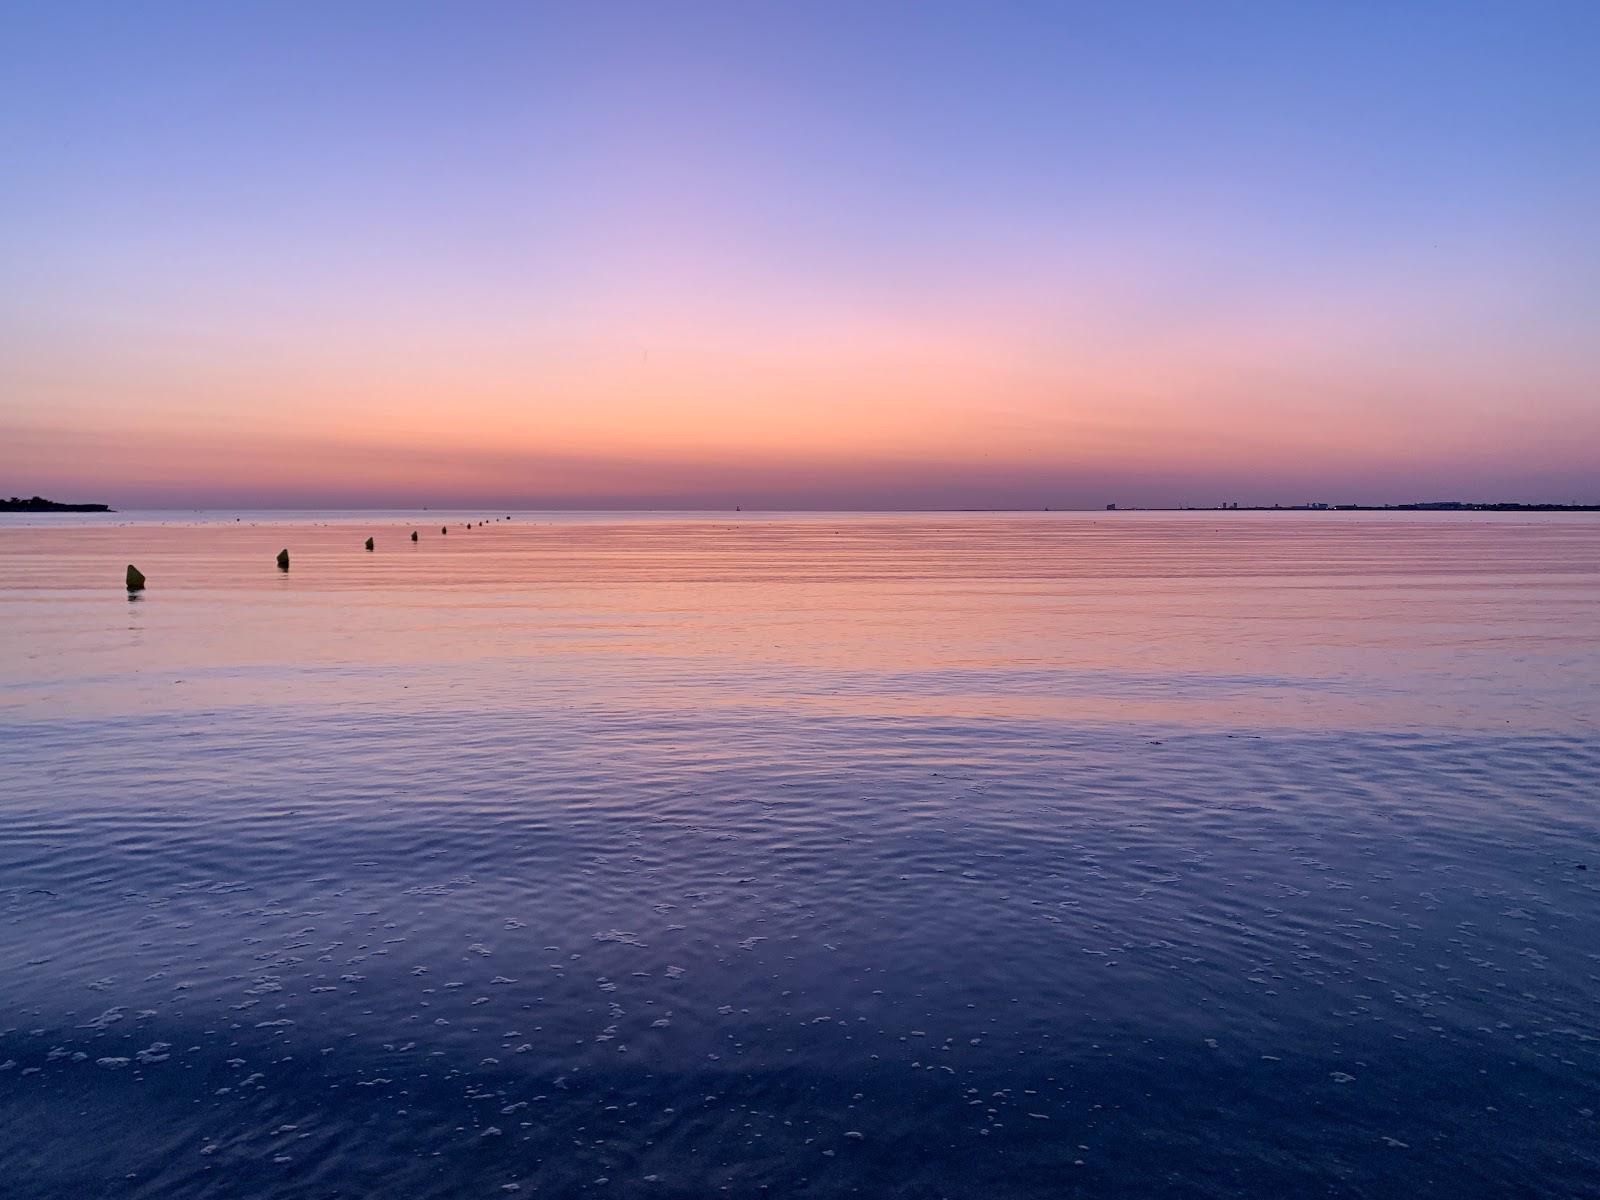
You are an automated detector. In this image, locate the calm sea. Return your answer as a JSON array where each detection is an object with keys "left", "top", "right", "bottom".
[{"left": 2, "top": 511, "right": 1597, "bottom": 1198}]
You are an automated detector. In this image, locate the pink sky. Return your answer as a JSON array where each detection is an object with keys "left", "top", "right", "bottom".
[{"left": 2, "top": 4, "right": 1595, "bottom": 508}]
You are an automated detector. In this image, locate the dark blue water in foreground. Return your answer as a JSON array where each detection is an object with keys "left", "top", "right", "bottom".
[{"left": 1, "top": 512, "right": 1597, "bottom": 1198}]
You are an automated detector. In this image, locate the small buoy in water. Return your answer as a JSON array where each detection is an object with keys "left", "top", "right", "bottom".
[
  {"left": 441, "top": 526, "right": 447, "bottom": 535},
  {"left": 364, "top": 537, "right": 374, "bottom": 551},
  {"left": 125, "top": 564, "right": 145, "bottom": 591},
  {"left": 411, "top": 530, "right": 418, "bottom": 542},
  {"left": 276, "top": 548, "right": 289, "bottom": 570}
]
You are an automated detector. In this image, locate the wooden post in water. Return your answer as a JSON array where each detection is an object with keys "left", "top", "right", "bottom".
[
  {"left": 276, "top": 549, "right": 290, "bottom": 570},
  {"left": 365, "top": 537, "right": 374, "bottom": 551},
  {"left": 126, "top": 564, "right": 145, "bottom": 591}
]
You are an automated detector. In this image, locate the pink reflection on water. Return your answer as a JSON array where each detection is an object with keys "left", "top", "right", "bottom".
[{"left": 1, "top": 511, "right": 1597, "bottom": 734}]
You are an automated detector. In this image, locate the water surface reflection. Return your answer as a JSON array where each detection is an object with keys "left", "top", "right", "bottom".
[{"left": 1, "top": 512, "right": 1596, "bottom": 1197}]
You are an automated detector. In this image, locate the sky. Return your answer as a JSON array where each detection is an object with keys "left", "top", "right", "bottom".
[{"left": 2, "top": 1, "right": 1596, "bottom": 509}]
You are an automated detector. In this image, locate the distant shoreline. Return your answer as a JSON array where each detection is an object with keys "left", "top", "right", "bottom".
[
  {"left": 1, "top": 497, "right": 112, "bottom": 513},
  {"left": 3, "top": 499, "right": 1597, "bottom": 515},
  {"left": 1110, "top": 502, "right": 1600, "bottom": 513}
]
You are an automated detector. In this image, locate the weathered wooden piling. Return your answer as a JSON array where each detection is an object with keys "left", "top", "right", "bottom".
[
  {"left": 126, "top": 564, "right": 145, "bottom": 591},
  {"left": 365, "top": 537, "right": 374, "bottom": 551},
  {"left": 276, "top": 548, "right": 290, "bottom": 570}
]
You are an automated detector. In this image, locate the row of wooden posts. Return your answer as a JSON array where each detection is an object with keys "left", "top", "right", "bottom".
[{"left": 125, "top": 517, "right": 512, "bottom": 591}]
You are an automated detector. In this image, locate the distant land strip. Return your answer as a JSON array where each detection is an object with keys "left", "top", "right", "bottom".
[
  {"left": 2, "top": 496, "right": 1596, "bottom": 515},
  {"left": 2, "top": 495, "right": 113, "bottom": 512},
  {"left": 1110, "top": 501, "right": 1600, "bottom": 512}
]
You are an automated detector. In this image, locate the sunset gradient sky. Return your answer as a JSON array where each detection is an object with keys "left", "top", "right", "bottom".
[{"left": 3, "top": 2, "right": 1596, "bottom": 508}]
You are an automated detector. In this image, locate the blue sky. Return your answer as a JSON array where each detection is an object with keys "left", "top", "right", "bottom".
[{"left": 2, "top": 2, "right": 1596, "bottom": 506}]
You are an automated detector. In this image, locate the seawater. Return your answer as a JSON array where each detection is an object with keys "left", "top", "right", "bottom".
[{"left": 1, "top": 511, "right": 1597, "bottom": 1198}]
